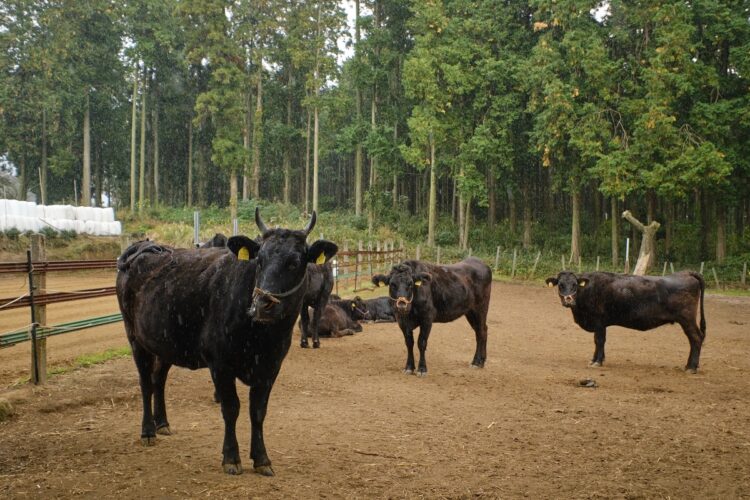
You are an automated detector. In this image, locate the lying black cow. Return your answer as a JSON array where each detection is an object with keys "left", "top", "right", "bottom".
[
  {"left": 545, "top": 271, "right": 706, "bottom": 373},
  {"left": 200, "top": 233, "right": 228, "bottom": 248},
  {"left": 116, "top": 209, "right": 337, "bottom": 476},
  {"left": 372, "top": 258, "right": 492, "bottom": 376},
  {"left": 363, "top": 296, "right": 395, "bottom": 323},
  {"left": 299, "top": 262, "right": 334, "bottom": 348},
  {"left": 302, "top": 296, "right": 370, "bottom": 338}
]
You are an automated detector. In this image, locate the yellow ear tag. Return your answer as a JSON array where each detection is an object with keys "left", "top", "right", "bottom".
[
  {"left": 414, "top": 280, "right": 422, "bottom": 287},
  {"left": 315, "top": 252, "right": 326, "bottom": 265},
  {"left": 547, "top": 282, "right": 554, "bottom": 288},
  {"left": 351, "top": 303, "right": 356, "bottom": 309},
  {"left": 238, "top": 247, "right": 250, "bottom": 261},
  {"left": 579, "top": 281, "right": 586, "bottom": 287}
]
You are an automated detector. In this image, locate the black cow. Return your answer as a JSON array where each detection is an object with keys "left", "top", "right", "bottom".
[
  {"left": 303, "top": 296, "right": 371, "bottom": 338},
  {"left": 363, "top": 296, "right": 395, "bottom": 322},
  {"left": 299, "top": 262, "right": 334, "bottom": 348},
  {"left": 116, "top": 209, "right": 337, "bottom": 476},
  {"left": 200, "top": 233, "right": 228, "bottom": 248},
  {"left": 372, "top": 258, "right": 492, "bottom": 376},
  {"left": 545, "top": 271, "right": 706, "bottom": 373}
]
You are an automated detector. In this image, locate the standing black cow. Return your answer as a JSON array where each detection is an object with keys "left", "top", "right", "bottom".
[
  {"left": 116, "top": 209, "right": 337, "bottom": 476},
  {"left": 545, "top": 271, "right": 706, "bottom": 373},
  {"left": 372, "top": 258, "right": 492, "bottom": 376},
  {"left": 362, "top": 296, "right": 395, "bottom": 322},
  {"left": 299, "top": 262, "right": 334, "bottom": 348}
]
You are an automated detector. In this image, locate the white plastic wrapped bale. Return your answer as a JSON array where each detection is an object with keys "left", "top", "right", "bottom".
[
  {"left": 101, "top": 207, "right": 115, "bottom": 222},
  {"left": 108, "top": 221, "right": 122, "bottom": 236}
]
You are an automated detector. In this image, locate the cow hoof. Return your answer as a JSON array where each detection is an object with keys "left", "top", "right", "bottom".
[
  {"left": 140, "top": 436, "right": 156, "bottom": 446},
  {"left": 313, "top": 341, "right": 321, "bottom": 349},
  {"left": 589, "top": 361, "right": 602, "bottom": 368},
  {"left": 685, "top": 367, "right": 698, "bottom": 374},
  {"left": 470, "top": 363, "right": 484, "bottom": 369},
  {"left": 156, "top": 425, "right": 171, "bottom": 436},
  {"left": 300, "top": 341, "right": 309, "bottom": 348},
  {"left": 416, "top": 371, "right": 427, "bottom": 377},
  {"left": 254, "top": 465, "right": 275, "bottom": 477},
  {"left": 403, "top": 369, "right": 414, "bottom": 375},
  {"left": 222, "top": 463, "right": 243, "bottom": 475}
]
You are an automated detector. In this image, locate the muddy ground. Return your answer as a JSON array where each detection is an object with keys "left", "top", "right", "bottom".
[{"left": 1, "top": 274, "right": 749, "bottom": 499}]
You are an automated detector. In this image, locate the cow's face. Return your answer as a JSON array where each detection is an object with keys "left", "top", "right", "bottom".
[
  {"left": 245, "top": 209, "right": 337, "bottom": 324},
  {"left": 374, "top": 264, "right": 431, "bottom": 316},
  {"left": 545, "top": 272, "right": 589, "bottom": 308},
  {"left": 349, "top": 296, "right": 371, "bottom": 321}
]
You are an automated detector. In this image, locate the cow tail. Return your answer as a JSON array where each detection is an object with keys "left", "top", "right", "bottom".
[{"left": 690, "top": 271, "right": 706, "bottom": 338}]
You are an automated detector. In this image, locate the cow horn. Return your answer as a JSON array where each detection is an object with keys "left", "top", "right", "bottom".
[
  {"left": 302, "top": 211, "right": 316, "bottom": 236},
  {"left": 255, "top": 207, "right": 269, "bottom": 234}
]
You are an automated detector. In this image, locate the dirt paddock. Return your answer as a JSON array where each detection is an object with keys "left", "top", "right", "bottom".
[{"left": 1, "top": 277, "right": 749, "bottom": 499}]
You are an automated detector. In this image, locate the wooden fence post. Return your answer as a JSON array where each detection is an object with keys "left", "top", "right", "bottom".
[
  {"left": 662, "top": 262, "right": 668, "bottom": 276},
  {"left": 355, "top": 241, "right": 363, "bottom": 291},
  {"left": 712, "top": 267, "right": 720, "bottom": 289},
  {"left": 511, "top": 249, "right": 518, "bottom": 278},
  {"left": 343, "top": 241, "right": 349, "bottom": 290},
  {"left": 436, "top": 246, "right": 441, "bottom": 265},
  {"left": 742, "top": 262, "right": 747, "bottom": 287},
  {"left": 530, "top": 251, "right": 541, "bottom": 279},
  {"left": 416, "top": 244, "right": 421, "bottom": 261},
  {"left": 30, "top": 235, "right": 47, "bottom": 385},
  {"left": 596, "top": 256, "right": 600, "bottom": 272},
  {"left": 494, "top": 246, "right": 500, "bottom": 271}
]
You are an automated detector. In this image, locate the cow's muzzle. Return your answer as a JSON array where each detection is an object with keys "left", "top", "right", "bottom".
[
  {"left": 560, "top": 294, "right": 576, "bottom": 308},
  {"left": 248, "top": 294, "right": 278, "bottom": 323},
  {"left": 393, "top": 296, "right": 412, "bottom": 314}
]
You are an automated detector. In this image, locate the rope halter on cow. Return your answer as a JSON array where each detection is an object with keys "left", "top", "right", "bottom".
[
  {"left": 253, "top": 273, "right": 308, "bottom": 310},
  {"left": 391, "top": 295, "right": 413, "bottom": 309}
]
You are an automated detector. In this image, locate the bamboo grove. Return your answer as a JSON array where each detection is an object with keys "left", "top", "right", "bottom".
[{"left": 2, "top": 1, "right": 750, "bottom": 265}]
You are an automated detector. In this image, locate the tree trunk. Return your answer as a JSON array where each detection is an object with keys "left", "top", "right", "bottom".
[
  {"left": 522, "top": 184, "right": 532, "bottom": 249},
  {"left": 139, "top": 75, "right": 147, "bottom": 214},
  {"left": 230, "top": 170, "right": 238, "bottom": 223},
  {"left": 611, "top": 197, "right": 619, "bottom": 266},
  {"left": 130, "top": 73, "right": 138, "bottom": 211},
  {"left": 508, "top": 186, "right": 517, "bottom": 234},
  {"left": 187, "top": 118, "right": 193, "bottom": 206},
  {"left": 354, "top": 0, "right": 363, "bottom": 217},
  {"left": 716, "top": 202, "right": 726, "bottom": 264},
  {"left": 304, "top": 105, "right": 311, "bottom": 213},
  {"left": 18, "top": 155, "right": 26, "bottom": 201},
  {"left": 40, "top": 107, "right": 48, "bottom": 205},
  {"left": 283, "top": 69, "right": 293, "bottom": 204},
  {"left": 427, "top": 133, "right": 437, "bottom": 247},
  {"left": 82, "top": 89, "right": 91, "bottom": 206},
  {"left": 461, "top": 198, "right": 471, "bottom": 250},
  {"left": 665, "top": 199, "right": 674, "bottom": 259},
  {"left": 152, "top": 99, "right": 159, "bottom": 206},
  {"left": 487, "top": 169, "right": 496, "bottom": 228},
  {"left": 392, "top": 122, "right": 398, "bottom": 209},
  {"left": 569, "top": 190, "right": 581, "bottom": 264},
  {"left": 251, "top": 65, "right": 263, "bottom": 199},
  {"left": 243, "top": 88, "right": 251, "bottom": 201},
  {"left": 622, "top": 210, "right": 660, "bottom": 275},
  {"left": 313, "top": 103, "right": 320, "bottom": 213}
]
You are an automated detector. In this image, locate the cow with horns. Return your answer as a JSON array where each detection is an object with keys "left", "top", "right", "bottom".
[
  {"left": 545, "top": 271, "right": 706, "bottom": 373},
  {"left": 372, "top": 258, "right": 492, "bottom": 376},
  {"left": 116, "top": 209, "right": 337, "bottom": 476}
]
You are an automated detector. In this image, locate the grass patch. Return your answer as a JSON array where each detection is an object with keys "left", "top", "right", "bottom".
[{"left": 47, "top": 346, "right": 132, "bottom": 377}]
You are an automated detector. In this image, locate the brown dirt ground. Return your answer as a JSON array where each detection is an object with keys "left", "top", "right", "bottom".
[{"left": 1, "top": 274, "right": 749, "bottom": 499}]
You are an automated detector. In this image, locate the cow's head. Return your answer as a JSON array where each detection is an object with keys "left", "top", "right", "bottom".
[
  {"left": 373, "top": 264, "right": 431, "bottom": 316},
  {"left": 348, "top": 296, "right": 371, "bottom": 321},
  {"left": 244, "top": 208, "right": 337, "bottom": 323},
  {"left": 545, "top": 272, "right": 589, "bottom": 308}
]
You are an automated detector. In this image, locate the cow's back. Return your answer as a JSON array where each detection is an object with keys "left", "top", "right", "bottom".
[
  {"left": 574, "top": 272, "right": 701, "bottom": 331},
  {"left": 116, "top": 245, "right": 246, "bottom": 368}
]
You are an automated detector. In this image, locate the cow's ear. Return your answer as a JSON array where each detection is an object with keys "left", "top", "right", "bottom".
[
  {"left": 307, "top": 239, "right": 338, "bottom": 264},
  {"left": 227, "top": 236, "right": 260, "bottom": 261},
  {"left": 414, "top": 272, "right": 432, "bottom": 287},
  {"left": 372, "top": 274, "right": 389, "bottom": 287},
  {"left": 578, "top": 278, "right": 589, "bottom": 287},
  {"left": 545, "top": 277, "right": 559, "bottom": 288}
]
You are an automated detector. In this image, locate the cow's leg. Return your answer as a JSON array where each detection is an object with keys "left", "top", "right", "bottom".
[
  {"left": 131, "top": 340, "right": 157, "bottom": 446},
  {"left": 299, "top": 306, "right": 310, "bottom": 348},
  {"left": 402, "top": 327, "right": 416, "bottom": 374},
  {"left": 680, "top": 320, "right": 703, "bottom": 373},
  {"left": 249, "top": 361, "right": 284, "bottom": 477},
  {"left": 466, "top": 310, "right": 488, "bottom": 368},
  {"left": 212, "top": 370, "right": 242, "bottom": 474},
  {"left": 151, "top": 358, "right": 172, "bottom": 435},
  {"left": 310, "top": 304, "right": 324, "bottom": 348},
  {"left": 591, "top": 328, "right": 606, "bottom": 367},
  {"left": 416, "top": 322, "right": 433, "bottom": 377}
]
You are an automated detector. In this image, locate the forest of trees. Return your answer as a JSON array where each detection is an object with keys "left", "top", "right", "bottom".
[{"left": 1, "top": 0, "right": 749, "bottom": 266}]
